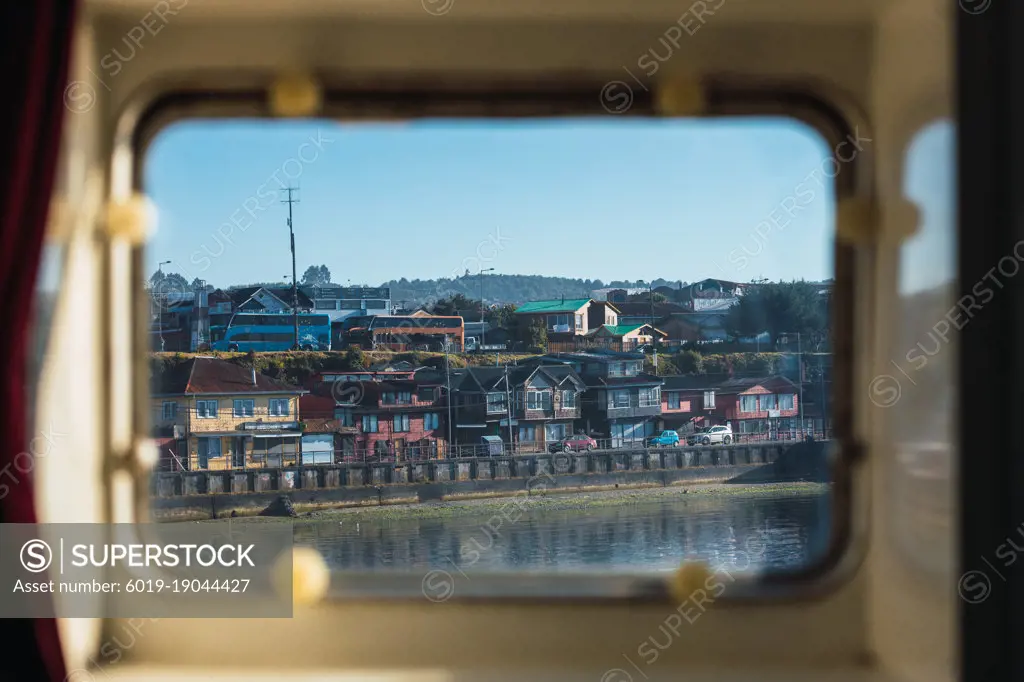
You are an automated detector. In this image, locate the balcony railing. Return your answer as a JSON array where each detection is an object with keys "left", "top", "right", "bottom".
[
  {"left": 605, "top": 394, "right": 661, "bottom": 418},
  {"left": 161, "top": 432, "right": 832, "bottom": 471}
]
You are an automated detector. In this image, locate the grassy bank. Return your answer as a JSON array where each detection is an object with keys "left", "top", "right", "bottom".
[
  {"left": 151, "top": 349, "right": 795, "bottom": 392},
  {"left": 197, "top": 481, "right": 829, "bottom": 525}
]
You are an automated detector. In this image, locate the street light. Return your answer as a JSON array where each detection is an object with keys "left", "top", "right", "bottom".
[{"left": 479, "top": 267, "right": 494, "bottom": 348}]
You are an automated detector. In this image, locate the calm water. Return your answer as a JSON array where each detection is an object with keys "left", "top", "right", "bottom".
[{"left": 294, "top": 491, "right": 832, "bottom": 574}]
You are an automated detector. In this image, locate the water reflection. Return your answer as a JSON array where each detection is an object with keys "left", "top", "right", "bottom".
[{"left": 294, "top": 492, "right": 831, "bottom": 574}]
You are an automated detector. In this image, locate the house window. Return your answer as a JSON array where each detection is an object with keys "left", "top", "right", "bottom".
[
  {"left": 668, "top": 392, "right": 680, "bottom": 410},
  {"left": 703, "top": 391, "right": 715, "bottom": 409},
  {"left": 561, "top": 390, "right": 576, "bottom": 408},
  {"left": 196, "top": 400, "right": 218, "bottom": 418},
  {"left": 639, "top": 387, "right": 660, "bottom": 407},
  {"left": 424, "top": 413, "right": 440, "bottom": 430},
  {"left": 740, "top": 395, "right": 758, "bottom": 412},
  {"left": 609, "top": 360, "right": 641, "bottom": 377},
  {"left": 610, "top": 421, "right": 648, "bottom": 445},
  {"left": 196, "top": 437, "right": 222, "bottom": 469},
  {"left": 761, "top": 394, "right": 779, "bottom": 410},
  {"left": 394, "top": 414, "right": 410, "bottom": 432},
  {"left": 575, "top": 313, "right": 584, "bottom": 329},
  {"left": 547, "top": 313, "right": 570, "bottom": 330},
  {"left": 417, "top": 387, "right": 436, "bottom": 402},
  {"left": 361, "top": 415, "right": 378, "bottom": 433},
  {"left": 383, "top": 391, "right": 412, "bottom": 405},
  {"left": 269, "top": 398, "right": 290, "bottom": 416},
  {"left": 779, "top": 393, "right": 796, "bottom": 410},
  {"left": 162, "top": 401, "right": 177, "bottom": 420},
  {"left": 233, "top": 399, "right": 255, "bottom": 417},
  {"left": 609, "top": 389, "right": 631, "bottom": 408},
  {"left": 335, "top": 408, "right": 354, "bottom": 427},
  {"left": 518, "top": 425, "right": 537, "bottom": 443},
  {"left": 487, "top": 392, "right": 507, "bottom": 414},
  {"left": 527, "top": 390, "right": 551, "bottom": 410},
  {"left": 546, "top": 423, "right": 568, "bottom": 441}
]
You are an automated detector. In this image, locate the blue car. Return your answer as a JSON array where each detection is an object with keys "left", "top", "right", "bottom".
[{"left": 646, "top": 430, "right": 680, "bottom": 447}]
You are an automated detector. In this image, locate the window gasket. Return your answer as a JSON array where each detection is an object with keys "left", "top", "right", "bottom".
[{"left": 123, "top": 76, "right": 867, "bottom": 605}]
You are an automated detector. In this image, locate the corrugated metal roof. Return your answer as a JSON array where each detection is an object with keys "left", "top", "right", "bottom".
[
  {"left": 588, "top": 324, "right": 645, "bottom": 337},
  {"left": 514, "top": 299, "right": 591, "bottom": 314}
]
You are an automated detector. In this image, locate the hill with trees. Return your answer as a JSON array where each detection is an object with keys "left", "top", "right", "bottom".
[{"left": 381, "top": 275, "right": 690, "bottom": 308}]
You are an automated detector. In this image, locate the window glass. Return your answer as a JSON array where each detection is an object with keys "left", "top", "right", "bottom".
[
  {"left": 145, "top": 116, "right": 836, "bottom": 582},
  {"left": 885, "top": 119, "right": 954, "bottom": 580},
  {"left": 196, "top": 400, "right": 217, "bottom": 418}
]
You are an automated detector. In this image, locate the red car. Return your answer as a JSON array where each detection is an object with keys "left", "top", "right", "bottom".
[{"left": 549, "top": 434, "right": 597, "bottom": 453}]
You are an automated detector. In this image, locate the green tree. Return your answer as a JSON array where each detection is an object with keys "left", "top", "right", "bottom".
[
  {"left": 725, "top": 281, "right": 826, "bottom": 345},
  {"left": 485, "top": 303, "right": 518, "bottom": 329},
  {"left": 646, "top": 354, "right": 678, "bottom": 375},
  {"left": 675, "top": 349, "right": 705, "bottom": 374},
  {"left": 343, "top": 346, "right": 366, "bottom": 370},
  {"left": 149, "top": 270, "right": 190, "bottom": 297},
  {"left": 301, "top": 264, "right": 332, "bottom": 286},
  {"left": 724, "top": 295, "right": 767, "bottom": 340},
  {"left": 746, "top": 353, "right": 778, "bottom": 375},
  {"left": 431, "top": 294, "right": 481, "bottom": 319},
  {"left": 520, "top": 319, "right": 548, "bottom": 353}
]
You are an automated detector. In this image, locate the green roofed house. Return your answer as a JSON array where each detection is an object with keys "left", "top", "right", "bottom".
[
  {"left": 584, "top": 323, "right": 667, "bottom": 352},
  {"left": 514, "top": 298, "right": 597, "bottom": 351}
]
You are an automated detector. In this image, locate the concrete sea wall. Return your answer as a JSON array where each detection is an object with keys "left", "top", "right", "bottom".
[{"left": 150, "top": 440, "right": 831, "bottom": 521}]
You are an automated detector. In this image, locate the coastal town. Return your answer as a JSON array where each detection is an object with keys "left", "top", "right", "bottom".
[{"left": 148, "top": 275, "right": 832, "bottom": 471}]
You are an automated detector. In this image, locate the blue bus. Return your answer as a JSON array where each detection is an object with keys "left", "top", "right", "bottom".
[{"left": 211, "top": 313, "right": 332, "bottom": 352}]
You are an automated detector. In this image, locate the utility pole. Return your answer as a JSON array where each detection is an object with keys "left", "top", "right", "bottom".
[
  {"left": 649, "top": 283, "right": 658, "bottom": 374},
  {"left": 480, "top": 267, "right": 494, "bottom": 348},
  {"left": 282, "top": 187, "right": 300, "bottom": 350},
  {"left": 819, "top": 352, "right": 828, "bottom": 438},
  {"left": 797, "top": 332, "right": 804, "bottom": 434},
  {"left": 444, "top": 336, "right": 454, "bottom": 457},
  {"left": 504, "top": 363, "right": 514, "bottom": 454},
  {"left": 155, "top": 260, "right": 171, "bottom": 351},
  {"left": 780, "top": 332, "right": 804, "bottom": 435}
]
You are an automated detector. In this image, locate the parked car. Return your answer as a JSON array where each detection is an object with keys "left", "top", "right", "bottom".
[
  {"left": 548, "top": 434, "right": 597, "bottom": 453},
  {"left": 646, "top": 430, "right": 680, "bottom": 447},
  {"left": 687, "top": 425, "right": 733, "bottom": 446}
]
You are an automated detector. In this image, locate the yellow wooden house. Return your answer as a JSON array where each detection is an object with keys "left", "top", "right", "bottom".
[{"left": 151, "top": 356, "right": 307, "bottom": 470}]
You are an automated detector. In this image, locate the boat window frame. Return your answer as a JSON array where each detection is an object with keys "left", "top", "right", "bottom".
[{"left": 123, "top": 77, "right": 869, "bottom": 604}]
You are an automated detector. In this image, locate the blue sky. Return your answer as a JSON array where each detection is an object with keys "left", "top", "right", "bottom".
[{"left": 142, "top": 116, "right": 951, "bottom": 293}]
